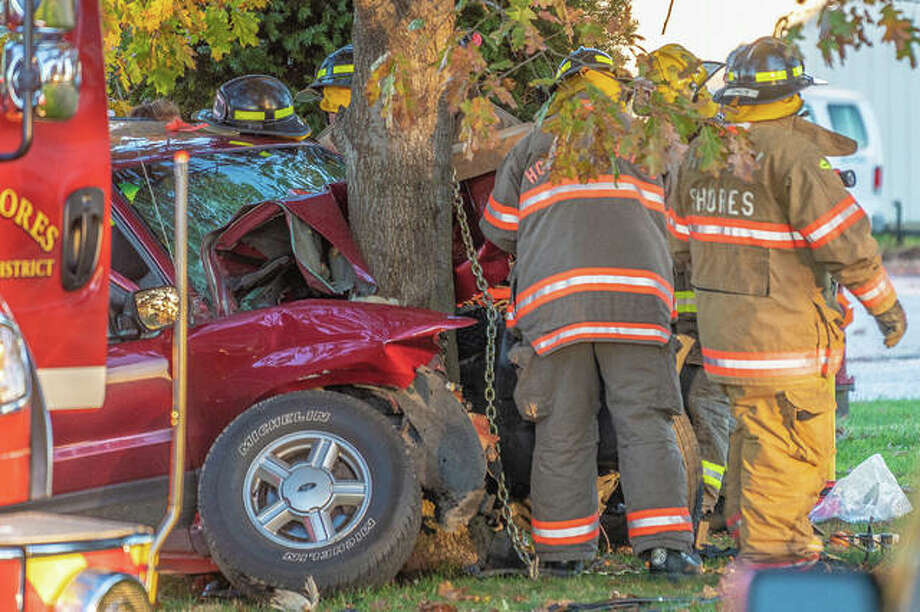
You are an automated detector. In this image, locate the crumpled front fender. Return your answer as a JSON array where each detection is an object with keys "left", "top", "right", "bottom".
[{"left": 371, "top": 367, "right": 486, "bottom": 531}]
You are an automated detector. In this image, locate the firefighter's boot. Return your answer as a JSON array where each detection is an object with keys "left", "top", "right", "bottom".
[{"left": 645, "top": 547, "right": 704, "bottom": 575}]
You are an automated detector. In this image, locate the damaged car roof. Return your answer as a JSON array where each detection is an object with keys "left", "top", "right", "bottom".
[{"left": 109, "top": 119, "right": 317, "bottom": 165}]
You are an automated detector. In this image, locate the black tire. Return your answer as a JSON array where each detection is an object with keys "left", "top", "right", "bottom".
[
  {"left": 672, "top": 412, "right": 703, "bottom": 527},
  {"left": 198, "top": 390, "right": 421, "bottom": 595}
]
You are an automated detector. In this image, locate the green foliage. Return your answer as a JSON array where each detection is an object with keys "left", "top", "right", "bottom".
[
  {"left": 781, "top": 0, "right": 920, "bottom": 69},
  {"left": 104, "top": 0, "right": 268, "bottom": 101},
  {"left": 121, "top": 0, "right": 353, "bottom": 132},
  {"left": 454, "top": 0, "right": 636, "bottom": 122}
]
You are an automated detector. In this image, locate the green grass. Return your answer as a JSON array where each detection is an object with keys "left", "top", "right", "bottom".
[
  {"left": 874, "top": 232, "right": 920, "bottom": 253},
  {"left": 159, "top": 399, "right": 919, "bottom": 611},
  {"left": 837, "top": 399, "right": 920, "bottom": 489}
]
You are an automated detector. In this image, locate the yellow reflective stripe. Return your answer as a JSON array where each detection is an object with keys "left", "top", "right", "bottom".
[
  {"left": 754, "top": 69, "right": 788, "bottom": 83},
  {"left": 594, "top": 54, "right": 613, "bottom": 65},
  {"left": 675, "top": 290, "right": 697, "bottom": 314},
  {"left": 792, "top": 65, "right": 803, "bottom": 77},
  {"left": 702, "top": 460, "right": 725, "bottom": 490},
  {"left": 233, "top": 109, "right": 266, "bottom": 120},
  {"left": 332, "top": 63, "right": 354, "bottom": 74},
  {"left": 556, "top": 60, "right": 571, "bottom": 78},
  {"left": 316, "top": 67, "right": 328, "bottom": 78},
  {"left": 229, "top": 140, "right": 254, "bottom": 146},
  {"left": 233, "top": 106, "right": 293, "bottom": 121}
]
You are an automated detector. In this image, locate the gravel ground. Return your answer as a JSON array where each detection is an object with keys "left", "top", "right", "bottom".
[{"left": 845, "top": 274, "right": 920, "bottom": 401}]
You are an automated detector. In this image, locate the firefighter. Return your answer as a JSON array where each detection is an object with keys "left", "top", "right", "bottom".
[
  {"left": 647, "top": 44, "right": 733, "bottom": 535},
  {"left": 669, "top": 37, "right": 907, "bottom": 567},
  {"left": 194, "top": 74, "right": 312, "bottom": 140},
  {"left": 481, "top": 46, "right": 701, "bottom": 575},
  {"left": 303, "top": 44, "right": 354, "bottom": 126}
]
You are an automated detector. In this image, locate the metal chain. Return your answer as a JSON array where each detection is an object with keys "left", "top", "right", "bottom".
[{"left": 451, "top": 170, "right": 538, "bottom": 579}]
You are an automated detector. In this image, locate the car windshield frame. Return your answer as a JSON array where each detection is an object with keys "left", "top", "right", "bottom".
[{"left": 112, "top": 142, "right": 346, "bottom": 306}]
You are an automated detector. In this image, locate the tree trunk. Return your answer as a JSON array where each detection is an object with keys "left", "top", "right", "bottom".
[
  {"left": 338, "top": 0, "right": 458, "bottom": 376},
  {"left": 338, "top": 1, "right": 454, "bottom": 309}
]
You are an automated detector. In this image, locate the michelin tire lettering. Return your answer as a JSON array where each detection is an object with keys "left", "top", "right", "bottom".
[
  {"left": 281, "top": 518, "right": 377, "bottom": 562},
  {"left": 238, "top": 410, "right": 332, "bottom": 456}
]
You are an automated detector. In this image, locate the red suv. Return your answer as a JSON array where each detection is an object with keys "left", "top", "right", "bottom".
[{"left": 20, "top": 121, "right": 486, "bottom": 595}]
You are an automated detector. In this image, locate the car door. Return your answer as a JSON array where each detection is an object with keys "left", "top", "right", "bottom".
[{"left": 50, "top": 221, "right": 173, "bottom": 497}]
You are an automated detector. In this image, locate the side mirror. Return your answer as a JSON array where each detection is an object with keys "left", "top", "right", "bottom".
[{"left": 133, "top": 286, "right": 179, "bottom": 332}]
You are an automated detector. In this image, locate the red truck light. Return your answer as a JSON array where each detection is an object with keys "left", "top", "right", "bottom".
[{"left": 873, "top": 166, "right": 882, "bottom": 194}]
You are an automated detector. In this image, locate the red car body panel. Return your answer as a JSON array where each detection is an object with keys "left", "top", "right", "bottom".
[
  {"left": 51, "top": 299, "right": 467, "bottom": 494},
  {"left": 453, "top": 173, "right": 511, "bottom": 303}
]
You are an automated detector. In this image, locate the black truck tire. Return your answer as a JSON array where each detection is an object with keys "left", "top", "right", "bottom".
[
  {"left": 198, "top": 390, "right": 421, "bottom": 595},
  {"left": 673, "top": 412, "right": 703, "bottom": 527}
]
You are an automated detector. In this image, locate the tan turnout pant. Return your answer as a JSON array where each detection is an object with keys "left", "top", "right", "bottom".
[{"left": 721, "top": 376, "right": 836, "bottom": 564}]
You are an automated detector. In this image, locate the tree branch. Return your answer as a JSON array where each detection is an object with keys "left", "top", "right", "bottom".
[{"left": 662, "top": 0, "right": 676, "bottom": 35}]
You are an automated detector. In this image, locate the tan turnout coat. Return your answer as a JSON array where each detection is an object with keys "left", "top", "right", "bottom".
[{"left": 669, "top": 115, "right": 898, "bottom": 386}]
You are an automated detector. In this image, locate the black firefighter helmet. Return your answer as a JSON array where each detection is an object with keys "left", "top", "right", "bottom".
[
  {"left": 714, "top": 37, "right": 815, "bottom": 106},
  {"left": 194, "top": 75, "right": 311, "bottom": 140},
  {"left": 309, "top": 44, "right": 354, "bottom": 90},
  {"left": 553, "top": 46, "right": 617, "bottom": 87}
]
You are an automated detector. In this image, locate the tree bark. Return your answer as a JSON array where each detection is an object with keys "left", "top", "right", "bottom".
[{"left": 338, "top": 1, "right": 455, "bottom": 314}]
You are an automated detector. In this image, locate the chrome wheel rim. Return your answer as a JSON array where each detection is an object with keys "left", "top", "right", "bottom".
[{"left": 243, "top": 430, "right": 372, "bottom": 549}]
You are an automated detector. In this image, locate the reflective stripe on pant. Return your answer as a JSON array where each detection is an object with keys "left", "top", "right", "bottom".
[
  {"left": 722, "top": 377, "right": 836, "bottom": 563},
  {"left": 684, "top": 366, "right": 731, "bottom": 514},
  {"left": 519, "top": 341, "right": 693, "bottom": 561}
]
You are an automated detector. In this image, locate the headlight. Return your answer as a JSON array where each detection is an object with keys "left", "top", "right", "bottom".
[
  {"left": 0, "top": 320, "right": 30, "bottom": 413},
  {"left": 55, "top": 570, "right": 151, "bottom": 612}
]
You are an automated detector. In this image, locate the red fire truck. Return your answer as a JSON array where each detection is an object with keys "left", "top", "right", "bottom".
[{"left": 0, "top": 0, "right": 185, "bottom": 608}]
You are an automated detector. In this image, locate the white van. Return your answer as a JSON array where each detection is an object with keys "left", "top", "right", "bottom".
[{"left": 801, "top": 88, "right": 887, "bottom": 229}]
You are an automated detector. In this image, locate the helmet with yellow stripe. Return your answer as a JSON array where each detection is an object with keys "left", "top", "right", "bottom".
[
  {"left": 553, "top": 46, "right": 618, "bottom": 87},
  {"left": 193, "top": 75, "right": 311, "bottom": 140},
  {"left": 714, "top": 37, "right": 814, "bottom": 106},
  {"left": 310, "top": 44, "right": 355, "bottom": 90}
]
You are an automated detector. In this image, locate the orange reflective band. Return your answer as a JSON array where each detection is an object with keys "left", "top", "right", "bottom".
[
  {"left": 511, "top": 267, "right": 674, "bottom": 324},
  {"left": 532, "top": 514, "right": 598, "bottom": 529},
  {"left": 519, "top": 174, "right": 665, "bottom": 219},
  {"left": 851, "top": 268, "right": 896, "bottom": 311},
  {"left": 627, "top": 507, "right": 692, "bottom": 538},
  {"left": 667, "top": 210, "right": 690, "bottom": 242},
  {"left": 702, "top": 347, "right": 843, "bottom": 378},
  {"left": 801, "top": 195, "right": 865, "bottom": 248},
  {"left": 534, "top": 321, "right": 671, "bottom": 355},
  {"left": 532, "top": 514, "right": 600, "bottom": 546},
  {"left": 483, "top": 195, "right": 519, "bottom": 231},
  {"left": 681, "top": 214, "right": 808, "bottom": 249}
]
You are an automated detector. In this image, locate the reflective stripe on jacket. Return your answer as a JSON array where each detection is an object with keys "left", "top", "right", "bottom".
[
  {"left": 481, "top": 126, "right": 674, "bottom": 355},
  {"left": 669, "top": 115, "right": 897, "bottom": 385}
]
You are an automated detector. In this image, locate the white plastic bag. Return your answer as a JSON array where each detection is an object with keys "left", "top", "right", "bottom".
[{"left": 810, "top": 453, "right": 913, "bottom": 523}]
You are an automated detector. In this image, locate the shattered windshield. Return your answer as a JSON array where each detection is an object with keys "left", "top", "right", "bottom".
[{"left": 113, "top": 145, "right": 345, "bottom": 300}]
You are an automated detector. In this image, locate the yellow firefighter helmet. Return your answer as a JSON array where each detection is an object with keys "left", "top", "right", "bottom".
[{"left": 645, "top": 43, "right": 723, "bottom": 117}]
